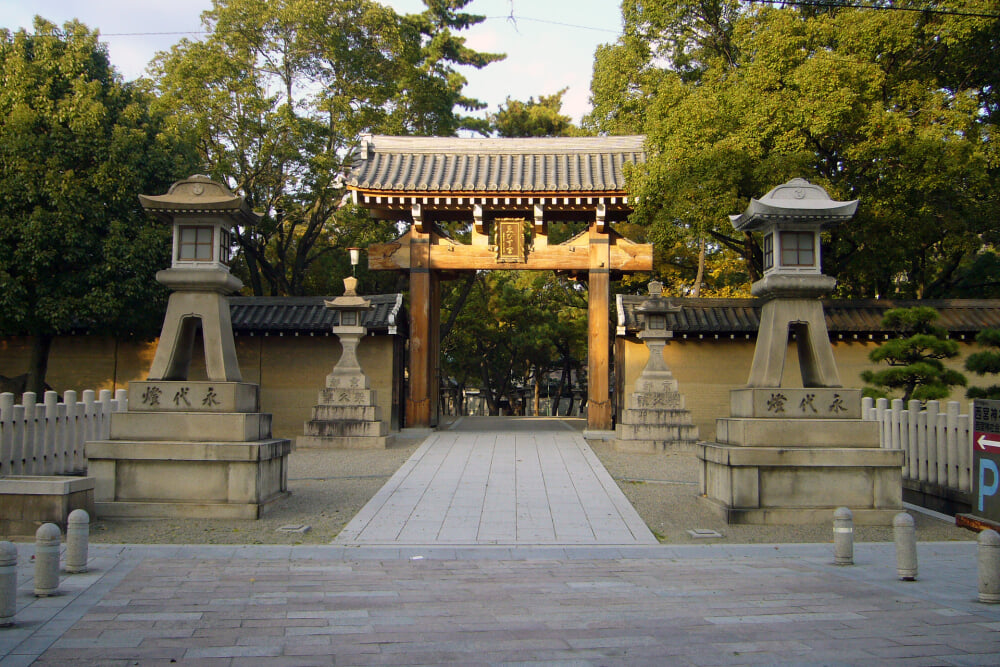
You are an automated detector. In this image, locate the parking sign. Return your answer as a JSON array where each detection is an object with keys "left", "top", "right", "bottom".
[{"left": 973, "top": 399, "right": 1000, "bottom": 521}]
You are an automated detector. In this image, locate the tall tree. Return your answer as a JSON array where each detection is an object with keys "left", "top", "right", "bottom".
[
  {"left": 390, "top": 0, "right": 505, "bottom": 136},
  {"left": 588, "top": 2, "right": 999, "bottom": 298},
  {"left": 489, "top": 89, "right": 583, "bottom": 137},
  {"left": 150, "top": 0, "right": 503, "bottom": 297},
  {"left": 0, "top": 17, "right": 198, "bottom": 395}
]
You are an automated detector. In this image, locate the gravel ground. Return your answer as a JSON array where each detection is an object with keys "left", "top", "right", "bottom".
[{"left": 85, "top": 427, "right": 974, "bottom": 546}]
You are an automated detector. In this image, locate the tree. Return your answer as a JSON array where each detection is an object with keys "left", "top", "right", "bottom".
[
  {"left": 440, "top": 271, "right": 587, "bottom": 416},
  {"left": 389, "top": 0, "right": 505, "bottom": 136},
  {"left": 150, "top": 0, "right": 503, "bottom": 297},
  {"left": 861, "top": 307, "right": 966, "bottom": 402},
  {"left": 0, "top": 17, "right": 198, "bottom": 395},
  {"left": 489, "top": 89, "right": 584, "bottom": 137},
  {"left": 966, "top": 329, "right": 1000, "bottom": 400},
  {"left": 587, "top": 2, "right": 1000, "bottom": 298}
]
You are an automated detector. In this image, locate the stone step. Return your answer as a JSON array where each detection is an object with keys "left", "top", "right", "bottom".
[
  {"left": 612, "top": 438, "right": 701, "bottom": 454},
  {"left": 715, "top": 417, "right": 879, "bottom": 447},
  {"left": 615, "top": 423, "right": 699, "bottom": 442},
  {"left": 296, "top": 435, "right": 389, "bottom": 450},
  {"left": 304, "top": 420, "right": 388, "bottom": 438},
  {"left": 310, "top": 405, "right": 382, "bottom": 422},
  {"left": 110, "top": 412, "right": 273, "bottom": 442},
  {"left": 619, "top": 408, "right": 694, "bottom": 425}
]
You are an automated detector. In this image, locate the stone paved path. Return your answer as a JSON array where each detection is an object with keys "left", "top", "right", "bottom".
[
  {"left": 335, "top": 418, "right": 656, "bottom": 545},
  {"left": 3, "top": 542, "right": 999, "bottom": 665}
]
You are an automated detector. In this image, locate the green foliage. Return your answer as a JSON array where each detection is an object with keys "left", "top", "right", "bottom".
[
  {"left": 149, "top": 0, "right": 502, "bottom": 296},
  {"left": 587, "top": 1, "right": 1000, "bottom": 298},
  {"left": 390, "top": 0, "right": 505, "bottom": 136},
  {"left": 861, "top": 307, "right": 966, "bottom": 402},
  {"left": 441, "top": 271, "right": 587, "bottom": 415},
  {"left": 0, "top": 17, "right": 198, "bottom": 390},
  {"left": 966, "top": 329, "right": 1000, "bottom": 400},
  {"left": 489, "top": 89, "right": 585, "bottom": 138}
]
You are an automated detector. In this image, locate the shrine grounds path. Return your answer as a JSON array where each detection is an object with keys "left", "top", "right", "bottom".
[{"left": 4, "top": 417, "right": 999, "bottom": 664}]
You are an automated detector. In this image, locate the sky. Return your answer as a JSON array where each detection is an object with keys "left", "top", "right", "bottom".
[{"left": 0, "top": 0, "right": 624, "bottom": 125}]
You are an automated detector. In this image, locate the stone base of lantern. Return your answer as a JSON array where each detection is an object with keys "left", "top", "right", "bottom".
[
  {"left": 614, "top": 380, "right": 699, "bottom": 453},
  {"left": 697, "top": 388, "right": 903, "bottom": 525},
  {"left": 299, "top": 388, "right": 390, "bottom": 450},
  {"left": 86, "top": 381, "right": 290, "bottom": 519}
]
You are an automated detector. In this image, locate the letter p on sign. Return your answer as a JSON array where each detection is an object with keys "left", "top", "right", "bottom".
[{"left": 981, "top": 459, "right": 1000, "bottom": 512}]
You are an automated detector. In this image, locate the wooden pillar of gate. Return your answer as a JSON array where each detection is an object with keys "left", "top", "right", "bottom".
[
  {"left": 587, "top": 222, "right": 612, "bottom": 431},
  {"left": 407, "top": 229, "right": 439, "bottom": 429}
]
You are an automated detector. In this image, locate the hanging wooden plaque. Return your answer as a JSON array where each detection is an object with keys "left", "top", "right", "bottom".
[{"left": 496, "top": 218, "right": 525, "bottom": 263}]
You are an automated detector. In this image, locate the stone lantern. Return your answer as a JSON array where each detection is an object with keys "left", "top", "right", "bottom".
[
  {"left": 85, "top": 175, "right": 291, "bottom": 520},
  {"left": 698, "top": 178, "right": 902, "bottom": 525},
  {"left": 300, "top": 273, "right": 390, "bottom": 449},
  {"left": 138, "top": 174, "right": 253, "bottom": 382},
  {"left": 729, "top": 178, "right": 857, "bottom": 388},
  {"left": 613, "top": 281, "right": 698, "bottom": 452}
]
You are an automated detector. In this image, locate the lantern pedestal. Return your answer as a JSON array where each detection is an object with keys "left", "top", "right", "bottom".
[
  {"left": 698, "top": 388, "right": 903, "bottom": 525},
  {"left": 697, "top": 179, "right": 902, "bottom": 525},
  {"left": 87, "top": 382, "right": 290, "bottom": 519}
]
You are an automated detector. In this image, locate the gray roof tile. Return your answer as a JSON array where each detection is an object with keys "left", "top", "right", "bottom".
[
  {"left": 229, "top": 295, "right": 405, "bottom": 334},
  {"left": 348, "top": 135, "right": 646, "bottom": 193},
  {"left": 617, "top": 297, "right": 1000, "bottom": 337}
]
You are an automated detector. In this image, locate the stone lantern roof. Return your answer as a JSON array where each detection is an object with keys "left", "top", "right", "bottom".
[
  {"left": 138, "top": 174, "right": 260, "bottom": 225},
  {"left": 729, "top": 178, "right": 857, "bottom": 231}
]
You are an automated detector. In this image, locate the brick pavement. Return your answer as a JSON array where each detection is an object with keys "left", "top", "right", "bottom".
[{"left": 2, "top": 542, "right": 999, "bottom": 665}]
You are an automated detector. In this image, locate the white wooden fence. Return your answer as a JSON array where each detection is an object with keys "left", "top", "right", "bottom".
[
  {"left": 0, "top": 389, "right": 127, "bottom": 476},
  {"left": 862, "top": 397, "right": 973, "bottom": 494}
]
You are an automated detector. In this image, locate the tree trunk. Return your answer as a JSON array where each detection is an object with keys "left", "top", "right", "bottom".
[
  {"left": 693, "top": 236, "right": 706, "bottom": 297},
  {"left": 26, "top": 333, "right": 53, "bottom": 397}
]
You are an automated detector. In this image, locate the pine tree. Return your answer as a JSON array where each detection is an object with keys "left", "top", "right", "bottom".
[
  {"left": 861, "top": 307, "right": 966, "bottom": 402},
  {"left": 966, "top": 329, "right": 1000, "bottom": 400}
]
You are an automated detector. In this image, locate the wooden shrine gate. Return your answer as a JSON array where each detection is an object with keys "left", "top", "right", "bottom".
[{"left": 346, "top": 135, "right": 653, "bottom": 431}]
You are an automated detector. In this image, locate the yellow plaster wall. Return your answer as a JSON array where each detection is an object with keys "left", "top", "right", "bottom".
[
  {"left": 0, "top": 333, "right": 399, "bottom": 442},
  {"left": 620, "top": 335, "right": 990, "bottom": 441}
]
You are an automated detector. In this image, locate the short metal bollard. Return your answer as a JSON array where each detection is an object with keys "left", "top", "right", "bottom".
[
  {"left": 65, "top": 509, "right": 90, "bottom": 574},
  {"left": 34, "top": 523, "right": 61, "bottom": 597},
  {"left": 0, "top": 541, "right": 16, "bottom": 626},
  {"left": 833, "top": 507, "right": 854, "bottom": 566},
  {"left": 978, "top": 529, "right": 1000, "bottom": 604},
  {"left": 893, "top": 512, "right": 917, "bottom": 581}
]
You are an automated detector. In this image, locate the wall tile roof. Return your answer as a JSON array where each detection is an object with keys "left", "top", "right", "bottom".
[
  {"left": 347, "top": 135, "right": 646, "bottom": 193},
  {"left": 617, "top": 297, "right": 1000, "bottom": 338},
  {"left": 229, "top": 295, "right": 405, "bottom": 335}
]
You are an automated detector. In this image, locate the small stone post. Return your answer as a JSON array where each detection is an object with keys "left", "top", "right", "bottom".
[
  {"left": 978, "top": 529, "right": 1000, "bottom": 604},
  {"left": 33, "top": 523, "right": 60, "bottom": 597},
  {"left": 0, "top": 541, "right": 16, "bottom": 627},
  {"left": 65, "top": 509, "right": 90, "bottom": 574},
  {"left": 833, "top": 507, "right": 854, "bottom": 565},
  {"left": 893, "top": 512, "right": 917, "bottom": 581}
]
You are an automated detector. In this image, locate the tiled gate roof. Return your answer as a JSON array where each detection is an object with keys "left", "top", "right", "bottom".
[{"left": 347, "top": 135, "right": 646, "bottom": 194}]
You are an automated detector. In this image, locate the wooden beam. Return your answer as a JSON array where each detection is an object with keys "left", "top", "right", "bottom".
[{"left": 368, "top": 236, "right": 652, "bottom": 272}]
